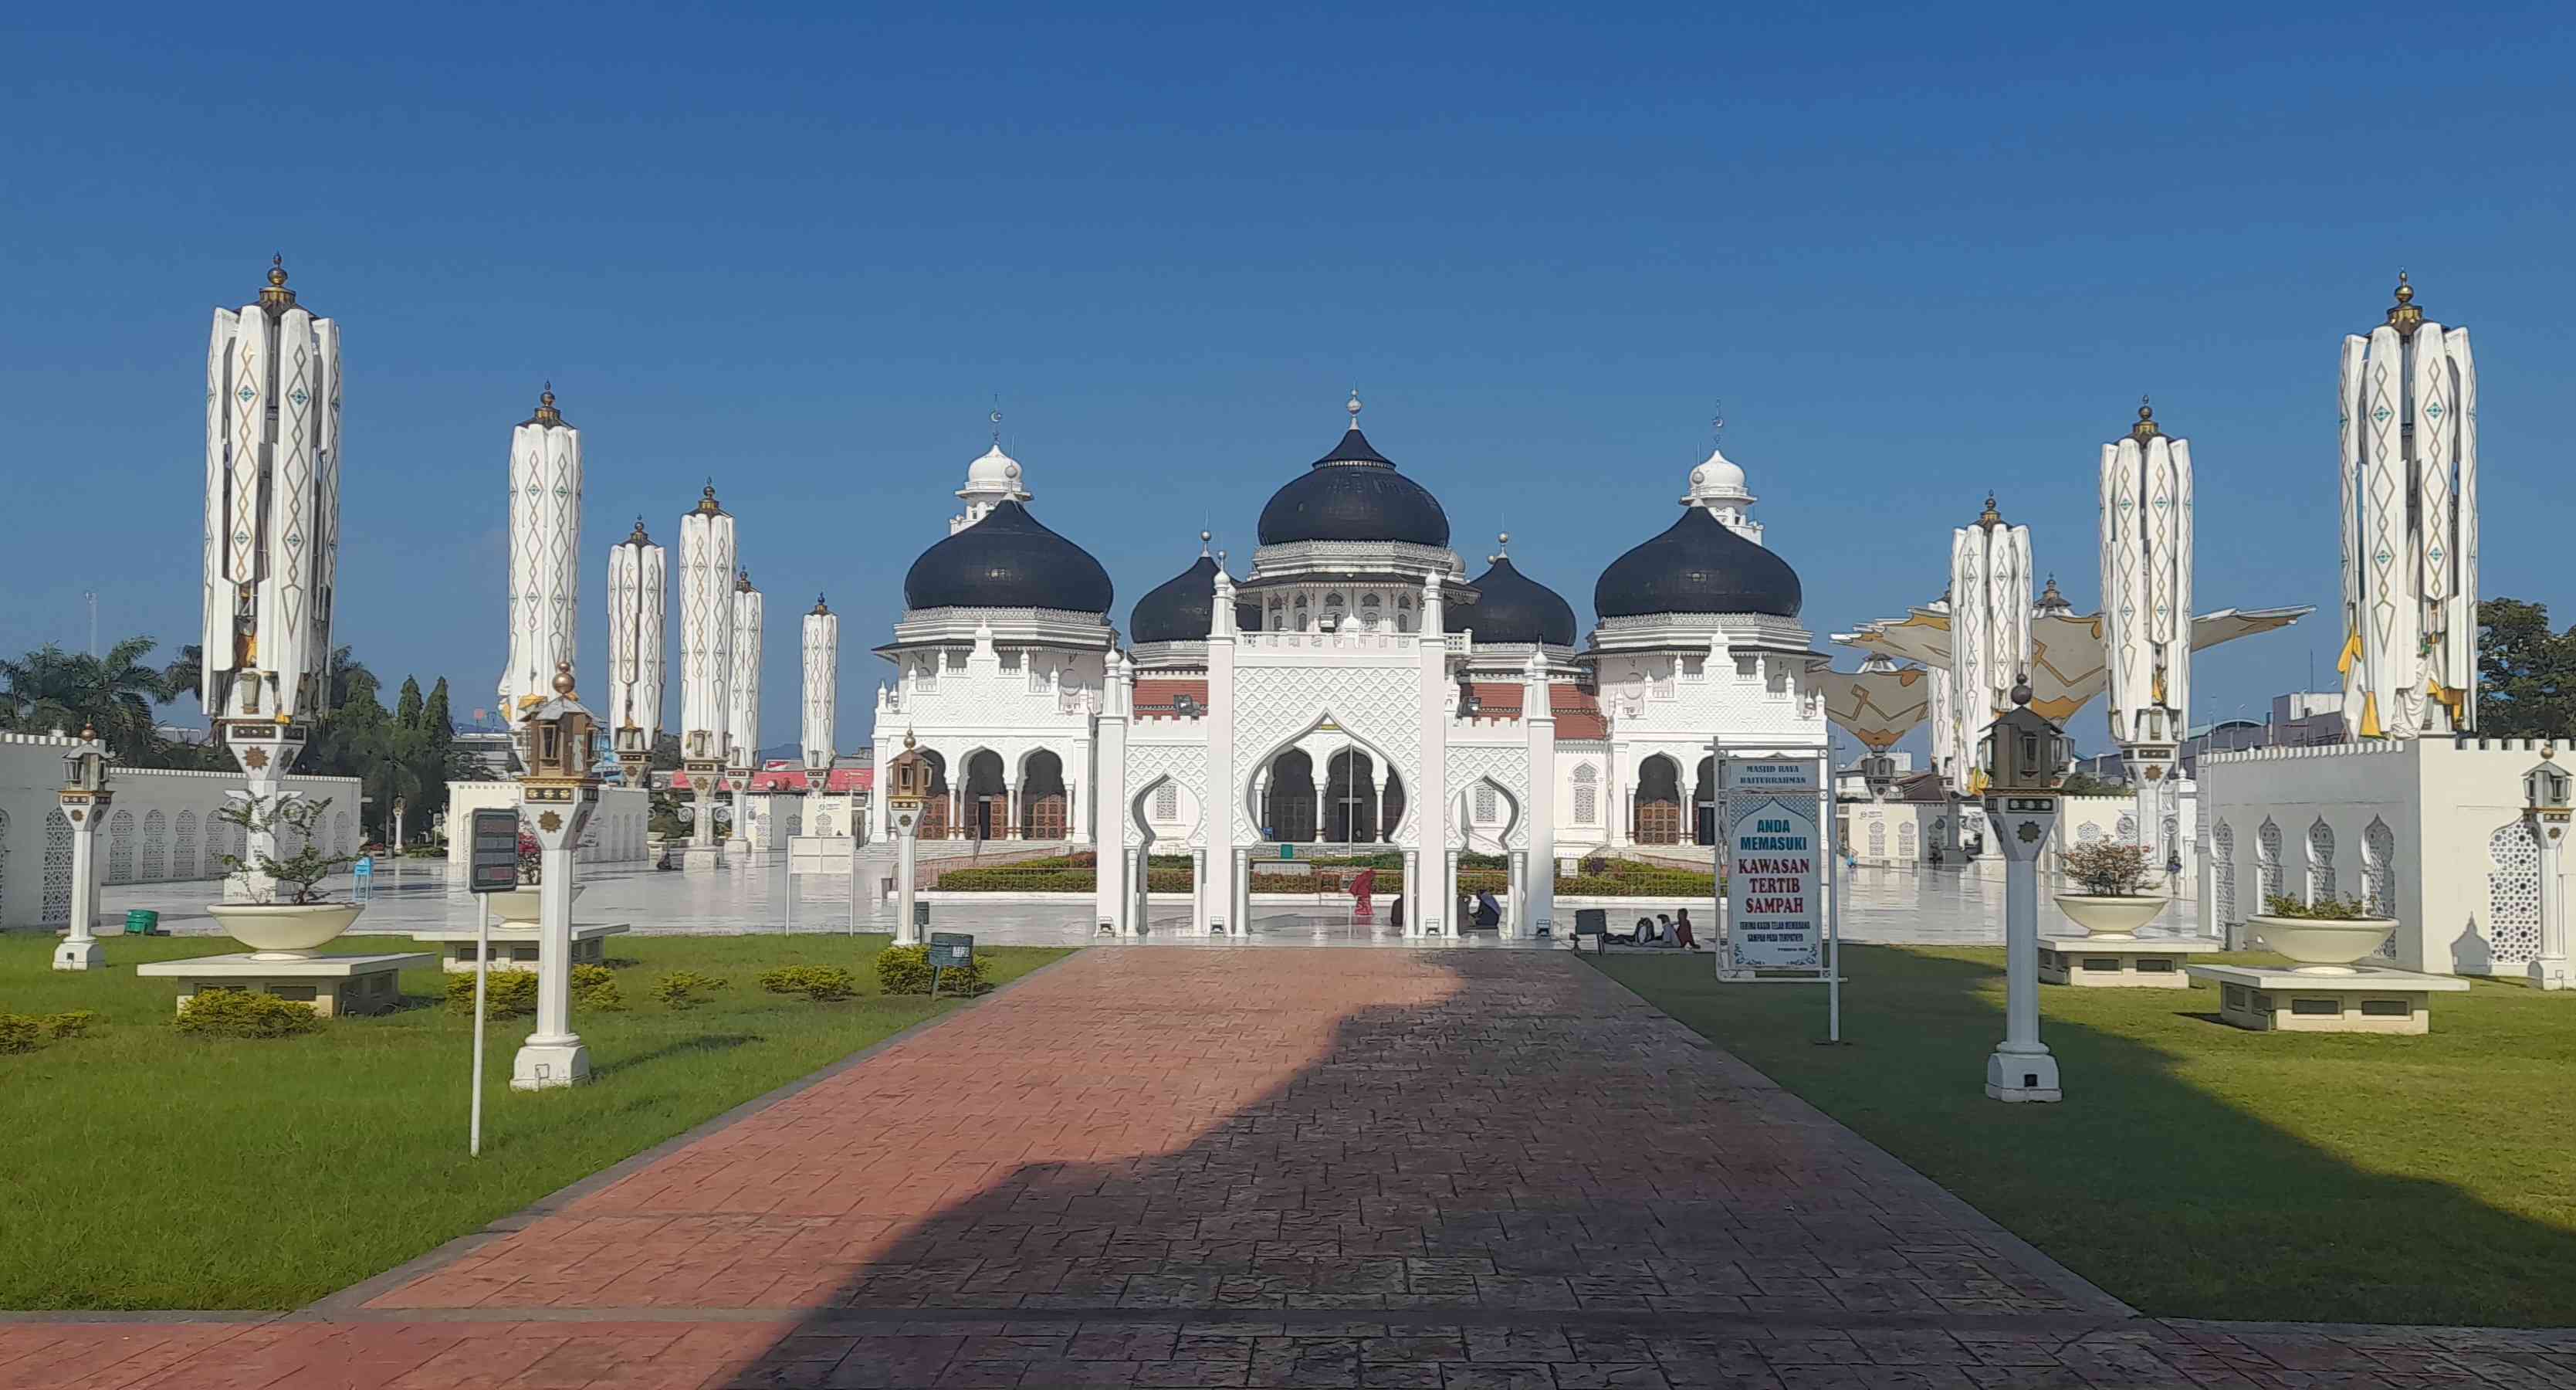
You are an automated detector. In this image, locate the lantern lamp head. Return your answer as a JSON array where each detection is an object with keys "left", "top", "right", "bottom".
[
  {"left": 1980, "top": 675, "right": 2071, "bottom": 793},
  {"left": 2526, "top": 748, "right": 2571, "bottom": 814}
]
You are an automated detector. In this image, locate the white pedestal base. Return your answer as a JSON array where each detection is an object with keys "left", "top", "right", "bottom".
[
  {"left": 2037, "top": 936, "right": 2215, "bottom": 988},
  {"left": 681, "top": 846, "right": 729, "bottom": 873},
  {"left": 2185, "top": 963, "right": 2471, "bottom": 1034},
  {"left": 2530, "top": 955, "right": 2572, "bottom": 992},
  {"left": 510, "top": 1037, "right": 591, "bottom": 1090},
  {"left": 136, "top": 952, "right": 432, "bottom": 1017},
  {"left": 1984, "top": 1049, "right": 2062, "bottom": 1103},
  {"left": 53, "top": 938, "right": 104, "bottom": 971},
  {"left": 411, "top": 923, "right": 631, "bottom": 973}
]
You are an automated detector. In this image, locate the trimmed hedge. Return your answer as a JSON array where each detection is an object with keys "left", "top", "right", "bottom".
[
  {"left": 876, "top": 944, "right": 987, "bottom": 996},
  {"left": 444, "top": 964, "right": 623, "bottom": 1017},
  {"left": 0, "top": 1010, "right": 97, "bottom": 1054},
  {"left": 175, "top": 990, "right": 323, "bottom": 1039},
  {"left": 756, "top": 965, "right": 858, "bottom": 1002},
  {"left": 651, "top": 971, "right": 730, "bottom": 1010}
]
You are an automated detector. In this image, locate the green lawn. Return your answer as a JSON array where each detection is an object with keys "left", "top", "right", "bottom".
[
  {"left": 1591, "top": 945, "right": 2576, "bottom": 1326},
  {"left": 0, "top": 932, "right": 1068, "bottom": 1311}
]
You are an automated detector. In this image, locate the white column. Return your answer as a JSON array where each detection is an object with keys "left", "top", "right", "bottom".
[
  {"left": 1522, "top": 654, "right": 1558, "bottom": 935},
  {"left": 894, "top": 819, "right": 921, "bottom": 947},
  {"left": 1985, "top": 797, "right": 2062, "bottom": 1103},
  {"left": 2532, "top": 816, "right": 2570, "bottom": 990},
  {"left": 512, "top": 783, "right": 596, "bottom": 1091},
  {"left": 1094, "top": 653, "right": 1130, "bottom": 934},
  {"left": 1190, "top": 847, "right": 1209, "bottom": 934},
  {"left": 1506, "top": 850, "right": 1528, "bottom": 937},
  {"left": 1203, "top": 569, "right": 1239, "bottom": 933},
  {"left": 56, "top": 803, "right": 105, "bottom": 969},
  {"left": 1400, "top": 848, "right": 1423, "bottom": 939},
  {"left": 1413, "top": 575, "right": 1450, "bottom": 936}
]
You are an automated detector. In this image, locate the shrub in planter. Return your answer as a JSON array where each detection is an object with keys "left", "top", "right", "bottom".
[
  {"left": 2262, "top": 893, "right": 2376, "bottom": 920},
  {"left": 175, "top": 989, "right": 325, "bottom": 1039},
  {"left": 2061, "top": 842, "right": 2151, "bottom": 896},
  {"left": 876, "top": 944, "right": 986, "bottom": 997},
  {"left": 651, "top": 970, "right": 730, "bottom": 1010},
  {"left": 757, "top": 965, "right": 859, "bottom": 1002}
]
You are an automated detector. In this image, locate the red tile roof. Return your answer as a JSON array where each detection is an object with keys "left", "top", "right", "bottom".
[
  {"left": 746, "top": 767, "right": 874, "bottom": 793},
  {"left": 1457, "top": 683, "right": 1609, "bottom": 741},
  {"left": 1135, "top": 679, "right": 1210, "bottom": 715}
]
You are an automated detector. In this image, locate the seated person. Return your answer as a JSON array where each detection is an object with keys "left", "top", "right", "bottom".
[
  {"left": 1471, "top": 890, "right": 1502, "bottom": 928},
  {"left": 1671, "top": 908, "right": 1699, "bottom": 950},
  {"left": 1616, "top": 915, "right": 1662, "bottom": 944},
  {"left": 1654, "top": 912, "right": 1676, "bottom": 944}
]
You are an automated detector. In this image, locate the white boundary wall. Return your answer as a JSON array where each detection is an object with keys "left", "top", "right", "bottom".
[
  {"left": 444, "top": 781, "right": 652, "bottom": 870},
  {"left": 2198, "top": 737, "right": 2556, "bottom": 975}
]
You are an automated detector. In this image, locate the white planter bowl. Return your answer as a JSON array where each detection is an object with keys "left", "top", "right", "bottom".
[
  {"left": 206, "top": 903, "right": 366, "bottom": 961},
  {"left": 486, "top": 885, "right": 584, "bottom": 928},
  {"left": 2250, "top": 914, "right": 2397, "bottom": 974},
  {"left": 2053, "top": 893, "right": 2167, "bottom": 939}
]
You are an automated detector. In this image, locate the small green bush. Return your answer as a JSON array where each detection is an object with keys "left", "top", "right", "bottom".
[
  {"left": 2263, "top": 893, "right": 2381, "bottom": 920},
  {"left": 0, "top": 1016, "right": 42, "bottom": 1054},
  {"left": 756, "top": 965, "right": 858, "bottom": 1002},
  {"left": 651, "top": 970, "right": 729, "bottom": 1010},
  {"left": 175, "top": 989, "right": 324, "bottom": 1039},
  {"left": 40, "top": 1010, "right": 98, "bottom": 1040},
  {"left": 875, "top": 944, "right": 986, "bottom": 997},
  {"left": 445, "top": 969, "right": 538, "bottom": 1018},
  {"left": 572, "top": 963, "right": 626, "bottom": 1012}
]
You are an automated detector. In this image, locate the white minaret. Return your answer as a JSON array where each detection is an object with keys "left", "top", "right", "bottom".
[
  {"left": 729, "top": 568, "right": 765, "bottom": 769},
  {"left": 1948, "top": 495, "right": 2033, "bottom": 796},
  {"left": 2341, "top": 274, "right": 2479, "bottom": 739},
  {"left": 201, "top": 258, "right": 340, "bottom": 894},
  {"left": 1683, "top": 412, "right": 1764, "bottom": 545},
  {"left": 499, "top": 385, "right": 582, "bottom": 734},
  {"left": 2100, "top": 399, "right": 2193, "bottom": 861},
  {"left": 801, "top": 595, "right": 838, "bottom": 772},
  {"left": 605, "top": 517, "right": 667, "bottom": 778},
  {"left": 676, "top": 484, "right": 736, "bottom": 862}
]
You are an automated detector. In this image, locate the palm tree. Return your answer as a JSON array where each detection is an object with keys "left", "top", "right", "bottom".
[
  {"left": 326, "top": 645, "right": 374, "bottom": 712},
  {"left": 0, "top": 643, "right": 83, "bottom": 734},
  {"left": 164, "top": 643, "right": 205, "bottom": 707},
  {"left": 0, "top": 636, "right": 171, "bottom": 756}
]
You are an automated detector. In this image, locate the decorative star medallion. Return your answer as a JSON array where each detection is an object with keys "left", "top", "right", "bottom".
[
  {"left": 2018, "top": 822, "right": 2044, "bottom": 844},
  {"left": 242, "top": 747, "right": 270, "bottom": 770},
  {"left": 539, "top": 811, "right": 563, "bottom": 832}
]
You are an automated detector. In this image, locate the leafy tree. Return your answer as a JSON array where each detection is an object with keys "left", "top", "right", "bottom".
[
  {"left": 394, "top": 676, "right": 424, "bottom": 728},
  {"left": 2478, "top": 598, "right": 2576, "bottom": 738},
  {"left": 2058, "top": 770, "right": 2125, "bottom": 797},
  {"left": 651, "top": 730, "right": 682, "bottom": 771}
]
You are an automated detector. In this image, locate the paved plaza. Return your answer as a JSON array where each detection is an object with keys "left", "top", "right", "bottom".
[{"left": 12, "top": 947, "right": 2575, "bottom": 1387}]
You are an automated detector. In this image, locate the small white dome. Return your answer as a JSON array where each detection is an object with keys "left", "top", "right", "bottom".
[
  {"left": 1684, "top": 445, "right": 1752, "bottom": 505},
  {"left": 966, "top": 443, "right": 1021, "bottom": 488}
]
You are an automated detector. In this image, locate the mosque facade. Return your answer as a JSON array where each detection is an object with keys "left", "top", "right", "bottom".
[{"left": 868, "top": 395, "right": 1826, "bottom": 936}]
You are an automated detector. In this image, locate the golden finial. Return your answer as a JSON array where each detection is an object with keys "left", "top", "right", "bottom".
[
  {"left": 626, "top": 516, "right": 650, "bottom": 545},
  {"left": 257, "top": 253, "right": 298, "bottom": 314},
  {"left": 811, "top": 593, "right": 830, "bottom": 615},
  {"left": 1977, "top": 492, "right": 2004, "bottom": 527},
  {"left": 2129, "top": 395, "right": 2161, "bottom": 442},
  {"left": 902, "top": 727, "right": 917, "bottom": 751},
  {"left": 735, "top": 566, "right": 754, "bottom": 593},
  {"left": 552, "top": 660, "right": 577, "bottom": 697},
  {"left": 693, "top": 480, "right": 723, "bottom": 515},
  {"left": 2388, "top": 270, "right": 2424, "bottom": 337},
  {"left": 527, "top": 381, "right": 565, "bottom": 427},
  {"left": 80, "top": 721, "right": 96, "bottom": 741},
  {"left": 267, "top": 255, "right": 287, "bottom": 289}
]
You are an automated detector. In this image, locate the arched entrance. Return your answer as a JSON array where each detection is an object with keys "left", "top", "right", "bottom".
[
  {"left": 916, "top": 750, "right": 951, "bottom": 839},
  {"left": 962, "top": 751, "right": 1007, "bottom": 841},
  {"left": 1634, "top": 755, "right": 1682, "bottom": 845},
  {"left": 1692, "top": 756, "right": 1718, "bottom": 846},
  {"left": 1325, "top": 750, "right": 1381, "bottom": 843},
  {"left": 1265, "top": 751, "right": 1317, "bottom": 842},
  {"left": 1020, "top": 750, "right": 1068, "bottom": 840}
]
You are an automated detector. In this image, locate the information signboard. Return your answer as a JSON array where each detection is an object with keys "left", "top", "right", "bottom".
[
  {"left": 929, "top": 931, "right": 975, "bottom": 999},
  {"left": 1722, "top": 760, "right": 1823, "bottom": 971},
  {"left": 469, "top": 809, "right": 520, "bottom": 894}
]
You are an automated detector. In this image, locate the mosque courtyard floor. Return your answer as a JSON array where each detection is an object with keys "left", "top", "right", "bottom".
[{"left": 12, "top": 947, "right": 2576, "bottom": 1387}]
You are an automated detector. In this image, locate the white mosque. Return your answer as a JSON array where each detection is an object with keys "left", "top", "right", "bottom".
[{"left": 868, "top": 394, "right": 1829, "bottom": 936}]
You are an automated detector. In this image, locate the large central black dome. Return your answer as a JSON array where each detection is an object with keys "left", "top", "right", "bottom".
[
  {"left": 903, "top": 500, "right": 1113, "bottom": 614},
  {"left": 1450, "top": 556, "right": 1577, "bottom": 646},
  {"left": 1594, "top": 506, "right": 1803, "bottom": 619},
  {"left": 1255, "top": 427, "right": 1450, "bottom": 548}
]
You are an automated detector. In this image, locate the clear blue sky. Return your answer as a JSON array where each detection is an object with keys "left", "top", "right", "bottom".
[{"left": 6, "top": 2, "right": 2571, "bottom": 761}]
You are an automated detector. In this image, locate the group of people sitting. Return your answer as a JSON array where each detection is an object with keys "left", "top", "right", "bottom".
[{"left": 1609, "top": 909, "right": 1699, "bottom": 950}]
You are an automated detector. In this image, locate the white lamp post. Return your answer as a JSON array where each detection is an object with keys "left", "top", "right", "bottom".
[
  {"left": 2525, "top": 749, "right": 2571, "bottom": 991},
  {"left": 885, "top": 731, "right": 929, "bottom": 946},
  {"left": 1980, "top": 677, "right": 2071, "bottom": 1103},
  {"left": 54, "top": 726, "right": 113, "bottom": 970},
  {"left": 512, "top": 663, "right": 601, "bottom": 1090}
]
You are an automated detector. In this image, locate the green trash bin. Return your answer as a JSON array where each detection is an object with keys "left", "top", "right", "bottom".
[{"left": 124, "top": 909, "right": 159, "bottom": 936}]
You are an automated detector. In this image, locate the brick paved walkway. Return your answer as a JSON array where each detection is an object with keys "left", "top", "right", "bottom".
[{"left": 9, "top": 950, "right": 2576, "bottom": 1387}]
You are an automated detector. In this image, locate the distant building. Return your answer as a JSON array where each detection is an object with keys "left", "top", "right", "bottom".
[{"left": 2076, "top": 691, "right": 2350, "bottom": 783}]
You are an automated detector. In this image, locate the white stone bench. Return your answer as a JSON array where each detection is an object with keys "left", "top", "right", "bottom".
[
  {"left": 137, "top": 952, "right": 434, "bottom": 1018},
  {"left": 2039, "top": 937, "right": 2216, "bottom": 988},
  {"left": 2185, "top": 963, "right": 2471, "bottom": 1034},
  {"left": 408, "top": 923, "right": 631, "bottom": 973}
]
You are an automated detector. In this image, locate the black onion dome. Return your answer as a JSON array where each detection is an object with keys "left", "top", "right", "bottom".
[
  {"left": 1255, "top": 428, "right": 1451, "bottom": 547},
  {"left": 903, "top": 500, "right": 1113, "bottom": 614},
  {"left": 1450, "top": 556, "right": 1577, "bottom": 646},
  {"left": 1132, "top": 554, "right": 1220, "bottom": 643},
  {"left": 1594, "top": 506, "right": 1803, "bottom": 619}
]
